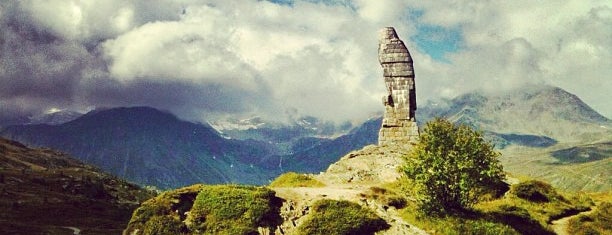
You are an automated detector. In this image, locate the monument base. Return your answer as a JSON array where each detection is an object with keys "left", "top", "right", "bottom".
[{"left": 378, "top": 121, "right": 419, "bottom": 146}]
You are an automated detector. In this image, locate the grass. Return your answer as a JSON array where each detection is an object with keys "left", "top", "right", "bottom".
[
  {"left": 296, "top": 199, "right": 389, "bottom": 235},
  {"left": 187, "top": 185, "right": 283, "bottom": 234},
  {"left": 269, "top": 172, "right": 325, "bottom": 187},
  {"left": 567, "top": 198, "right": 611, "bottom": 235},
  {"left": 125, "top": 184, "right": 204, "bottom": 234},
  {"left": 360, "top": 186, "right": 407, "bottom": 209},
  {"left": 0, "top": 138, "right": 157, "bottom": 235},
  {"left": 398, "top": 194, "right": 521, "bottom": 235},
  {"left": 390, "top": 178, "right": 596, "bottom": 235}
]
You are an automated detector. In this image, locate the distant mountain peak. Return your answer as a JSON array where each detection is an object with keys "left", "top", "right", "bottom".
[{"left": 419, "top": 85, "right": 610, "bottom": 142}]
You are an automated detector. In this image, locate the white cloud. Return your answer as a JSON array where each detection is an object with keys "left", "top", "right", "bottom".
[
  {"left": 14, "top": 0, "right": 186, "bottom": 42},
  {"left": 408, "top": 0, "right": 612, "bottom": 117},
  {"left": 100, "top": 0, "right": 394, "bottom": 122},
  {"left": 1, "top": 0, "right": 610, "bottom": 123}
]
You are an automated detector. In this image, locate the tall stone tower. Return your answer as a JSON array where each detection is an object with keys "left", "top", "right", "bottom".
[{"left": 378, "top": 27, "right": 419, "bottom": 145}]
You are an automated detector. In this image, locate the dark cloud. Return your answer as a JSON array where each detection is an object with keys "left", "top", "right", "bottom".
[{"left": 80, "top": 79, "right": 272, "bottom": 121}]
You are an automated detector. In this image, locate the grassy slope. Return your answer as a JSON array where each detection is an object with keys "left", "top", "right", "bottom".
[
  {"left": 0, "top": 138, "right": 155, "bottom": 234},
  {"left": 382, "top": 178, "right": 601, "bottom": 235},
  {"left": 269, "top": 172, "right": 325, "bottom": 188}
]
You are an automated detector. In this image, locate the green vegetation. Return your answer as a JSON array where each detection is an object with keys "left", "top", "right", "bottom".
[
  {"left": 296, "top": 199, "right": 389, "bottom": 235},
  {"left": 143, "top": 215, "right": 185, "bottom": 234},
  {"left": 126, "top": 184, "right": 204, "bottom": 234},
  {"left": 511, "top": 180, "right": 564, "bottom": 202},
  {"left": 125, "top": 184, "right": 283, "bottom": 235},
  {"left": 0, "top": 138, "right": 156, "bottom": 235},
  {"left": 269, "top": 172, "right": 325, "bottom": 187},
  {"left": 403, "top": 118, "right": 506, "bottom": 214},
  {"left": 476, "top": 180, "right": 592, "bottom": 234},
  {"left": 187, "top": 185, "right": 283, "bottom": 234},
  {"left": 399, "top": 210, "right": 519, "bottom": 235},
  {"left": 394, "top": 179, "right": 594, "bottom": 235},
  {"left": 568, "top": 201, "right": 611, "bottom": 235}
]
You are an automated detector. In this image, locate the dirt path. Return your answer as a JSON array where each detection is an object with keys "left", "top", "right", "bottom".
[
  {"left": 550, "top": 207, "right": 594, "bottom": 235},
  {"left": 273, "top": 185, "right": 365, "bottom": 202}
]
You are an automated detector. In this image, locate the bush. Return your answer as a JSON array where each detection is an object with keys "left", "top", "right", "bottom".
[
  {"left": 125, "top": 184, "right": 204, "bottom": 233},
  {"left": 143, "top": 215, "right": 186, "bottom": 234},
  {"left": 186, "top": 185, "right": 283, "bottom": 234},
  {"left": 512, "top": 180, "right": 563, "bottom": 203},
  {"left": 297, "top": 199, "right": 389, "bottom": 235},
  {"left": 403, "top": 118, "right": 505, "bottom": 214},
  {"left": 269, "top": 172, "right": 325, "bottom": 187},
  {"left": 125, "top": 184, "right": 283, "bottom": 235}
]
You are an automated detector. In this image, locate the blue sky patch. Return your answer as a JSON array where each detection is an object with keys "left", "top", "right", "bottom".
[
  {"left": 412, "top": 24, "right": 463, "bottom": 63},
  {"left": 266, "top": 1, "right": 463, "bottom": 62}
]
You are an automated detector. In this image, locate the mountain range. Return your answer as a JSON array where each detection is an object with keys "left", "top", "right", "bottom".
[
  {"left": 1, "top": 107, "right": 276, "bottom": 189},
  {"left": 1, "top": 85, "right": 610, "bottom": 191}
]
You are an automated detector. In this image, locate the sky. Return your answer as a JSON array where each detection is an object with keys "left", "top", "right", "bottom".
[{"left": 1, "top": 0, "right": 610, "bottom": 125}]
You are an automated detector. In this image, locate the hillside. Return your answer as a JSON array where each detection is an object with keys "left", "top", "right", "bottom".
[{"left": 0, "top": 137, "right": 155, "bottom": 234}]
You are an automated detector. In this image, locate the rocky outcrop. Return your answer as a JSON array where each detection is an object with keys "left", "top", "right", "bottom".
[
  {"left": 318, "top": 144, "right": 412, "bottom": 185},
  {"left": 272, "top": 143, "right": 425, "bottom": 235},
  {"left": 378, "top": 27, "right": 419, "bottom": 145}
]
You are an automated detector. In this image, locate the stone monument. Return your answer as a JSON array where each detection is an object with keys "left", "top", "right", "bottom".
[{"left": 378, "top": 27, "right": 419, "bottom": 145}]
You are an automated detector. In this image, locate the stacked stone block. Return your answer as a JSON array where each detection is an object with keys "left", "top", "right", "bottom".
[{"left": 378, "top": 27, "right": 419, "bottom": 145}]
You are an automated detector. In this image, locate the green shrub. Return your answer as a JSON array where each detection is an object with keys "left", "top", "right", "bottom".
[
  {"left": 143, "top": 215, "right": 186, "bottom": 234},
  {"left": 125, "top": 184, "right": 204, "bottom": 233},
  {"left": 454, "top": 219, "right": 518, "bottom": 235},
  {"left": 269, "top": 172, "right": 325, "bottom": 187},
  {"left": 187, "top": 185, "right": 283, "bottom": 234},
  {"left": 296, "top": 199, "right": 389, "bottom": 235},
  {"left": 403, "top": 118, "right": 505, "bottom": 215},
  {"left": 512, "top": 180, "right": 563, "bottom": 203},
  {"left": 125, "top": 184, "right": 282, "bottom": 235}
]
